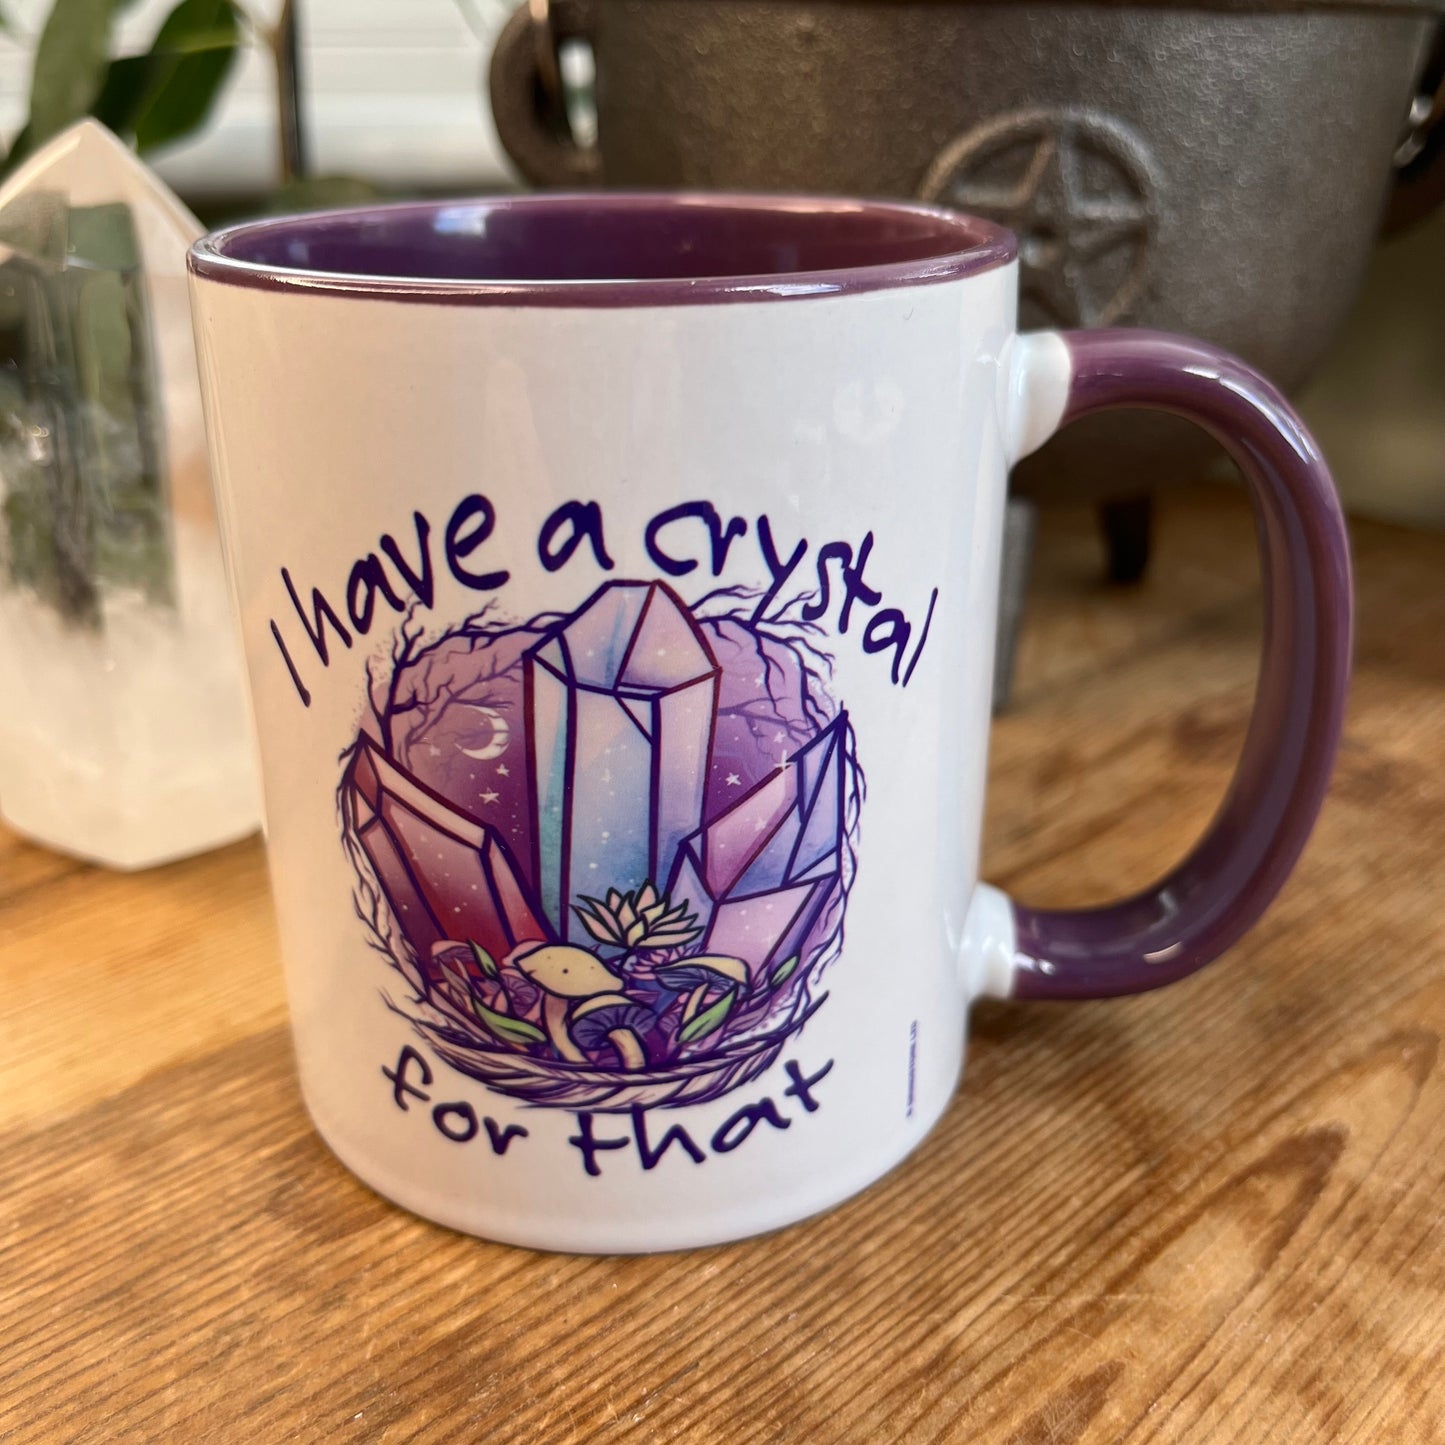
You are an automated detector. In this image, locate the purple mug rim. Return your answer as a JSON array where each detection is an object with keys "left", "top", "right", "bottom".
[{"left": 187, "top": 192, "right": 1018, "bottom": 306}]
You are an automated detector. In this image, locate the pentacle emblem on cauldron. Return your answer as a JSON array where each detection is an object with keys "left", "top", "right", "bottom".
[
  {"left": 920, "top": 107, "right": 1161, "bottom": 328},
  {"left": 340, "top": 581, "right": 862, "bottom": 1112}
]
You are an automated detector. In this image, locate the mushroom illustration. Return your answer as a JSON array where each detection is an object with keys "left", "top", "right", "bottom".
[
  {"left": 431, "top": 939, "right": 510, "bottom": 1012},
  {"left": 514, "top": 944, "right": 628, "bottom": 1063},
  {"left": 654, "top": 955, "right": 749, "bottom": 1023},
  {"left": 570, "top": 992, "right": 653, "bottom": 1069}
]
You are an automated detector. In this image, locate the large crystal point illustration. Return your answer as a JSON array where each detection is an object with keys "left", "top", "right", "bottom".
[
  {"left": 0, "top": 121, "right": 258, "bottom": 868},
  {"left": 343, "top": 734, "right": 551, "bottom": 973},
  {"left": 525, "top": 581, "right": 719, "bottom": 938},
  {"left": 668, "top": 715, "right": 848, "bottom": 984}
]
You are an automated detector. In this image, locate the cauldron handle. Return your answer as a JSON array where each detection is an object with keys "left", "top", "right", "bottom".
[
  {"left": 489, "top": 0, "right": 603, "bottom": 188},
  {"left": 1385, "top": 25, "right": 1445, "bottom": 234}
]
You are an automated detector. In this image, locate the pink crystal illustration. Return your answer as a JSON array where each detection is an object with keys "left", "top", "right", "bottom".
[
  {"left": 340, "top": 582, "right": 862, "bottom": 1111},
  {"left": 342, "top": 734, "right": 550, "bottom": 990},
  {"left": 668, "top": 718, "right": 845, "bottom": 985}
]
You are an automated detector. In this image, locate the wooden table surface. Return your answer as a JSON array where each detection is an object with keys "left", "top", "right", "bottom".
[{"left": 4, "top": 485, "right": 1444, "bottom": 1444}]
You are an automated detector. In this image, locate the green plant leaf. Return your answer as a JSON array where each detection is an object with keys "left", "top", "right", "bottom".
[
  {"left": 130, "top": 0, "right": 240, "bottom": 155},
  {"left": 467, "top": 940, "right": 499, "bottom": 980},
  {"left": 678, "top": 989, "right": 736, "bottom": 1045},
  {"left": 90, "top": 52, "right": 156, "bottom": 138},
  {"left": 2, "top": 122, "right": 33, "bottom": 177},
  {"left": 26, "top": 0, "right": 116, "bottom": 150},
  {"left": 769, "top": 954, "right": 801, "bottom": 988},
  {"left": 471, "top": 1000, "right": 545, "bottom": 1047}
]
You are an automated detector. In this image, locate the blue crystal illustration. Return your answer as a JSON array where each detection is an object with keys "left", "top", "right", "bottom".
[
  {"left": 341, "top": 578, "right": 861, "bottom": 1111},
  {"left": 524, "top": 582, "right": 718, "bottom": 940}
]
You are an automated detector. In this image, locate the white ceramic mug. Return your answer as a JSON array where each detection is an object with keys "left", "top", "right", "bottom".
[{"left": 189, "top": 195, "right": 1351, "bottom": 1253}]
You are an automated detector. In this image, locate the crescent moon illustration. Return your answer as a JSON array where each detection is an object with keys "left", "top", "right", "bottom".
[{"left": 458, "top": 705, "right": 510, "bottom": 761}]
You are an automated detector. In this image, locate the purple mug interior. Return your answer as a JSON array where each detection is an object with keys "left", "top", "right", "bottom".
[{"left": 189, "top": 193, "right": 1017, "bottom": 303}]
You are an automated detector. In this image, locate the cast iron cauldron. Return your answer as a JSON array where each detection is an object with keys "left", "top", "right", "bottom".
[{"left": 492, "top": 0, "right": 1445, "bottom": 581}]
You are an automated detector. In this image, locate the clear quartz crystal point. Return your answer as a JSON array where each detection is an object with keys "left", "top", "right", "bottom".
[{"left": 0, "top": 122, "right": 259, "bottom": 868}]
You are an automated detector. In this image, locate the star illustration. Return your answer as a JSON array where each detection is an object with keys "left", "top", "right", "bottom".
[
  {"left": 941, "top": 120, "right": 1151, "bottom": 327},
  {"left": 725, "top": 772, "right": 742, "bottom": 787},
  {"left": 496, "top": 763, "right": 510, "bottom": 777},
  {"left": 479, "top": 789, "right": 500, "bottom": 805}
]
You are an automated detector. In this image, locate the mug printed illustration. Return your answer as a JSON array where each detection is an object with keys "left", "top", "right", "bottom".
[{"left": 340, "top": 579, "right": 864, "bottom": 1113}]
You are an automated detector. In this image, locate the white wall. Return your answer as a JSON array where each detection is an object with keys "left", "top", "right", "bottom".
[{"left": 0, "top": 0, "right": 518, "bottom": 193}]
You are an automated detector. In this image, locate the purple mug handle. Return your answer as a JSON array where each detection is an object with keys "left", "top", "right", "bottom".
[{"left": 1001, "top": 329, "right": 1353, "bottom": 1000}]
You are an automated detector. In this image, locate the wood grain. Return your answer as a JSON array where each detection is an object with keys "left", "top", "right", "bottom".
[{"left": 3, "top": 485, "right": 1443, "bottom": 1445}]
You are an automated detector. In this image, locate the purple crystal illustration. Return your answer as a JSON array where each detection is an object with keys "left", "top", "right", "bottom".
[
  {"left": 340, "top": 582, "right": 862, "bottom": 1111},
  {"left": 668, "top": 719, "right": 845, "bottom": 984}
]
